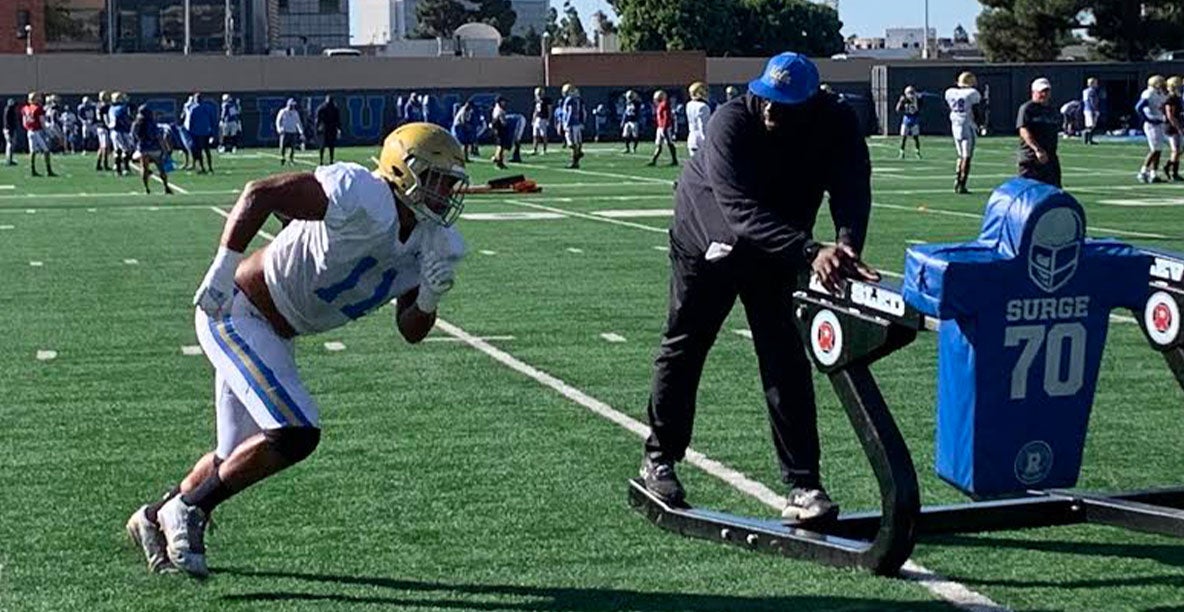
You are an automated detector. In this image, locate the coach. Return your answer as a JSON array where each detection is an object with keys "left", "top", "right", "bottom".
[
  {"left": 1017, "top": 78, "right": 1062, "bottom": 187},
  {"left": 639, "top": 52, "right": 879, "bottom": 523}
]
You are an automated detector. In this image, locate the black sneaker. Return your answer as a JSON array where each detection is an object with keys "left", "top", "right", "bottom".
[
  {"left": 640, "top": 457, "right": 686, "bottom": 506},
  {"left": 781, "top": 486, "right": 839, "bottom": 524}
]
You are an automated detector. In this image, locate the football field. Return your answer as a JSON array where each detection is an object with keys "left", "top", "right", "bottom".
[{"left": 4, "top": 136, "right": 1184, "bottom": 611}]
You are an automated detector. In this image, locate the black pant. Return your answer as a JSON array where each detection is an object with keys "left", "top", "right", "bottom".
[
  {"left": 1019, "top": 157, "right": 1062, "bottom": 188},
  {"left": 644, "top": 237, "right": 821, "bottom": 488}
]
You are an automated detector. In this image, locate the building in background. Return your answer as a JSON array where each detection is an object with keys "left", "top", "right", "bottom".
[
  {"left": 847, "top": 25, "right": 980, "bottom": 60},
  {"left": 377, "top": 0, "right": 544, "bottom": 43},
  {"left": 43, "top": 0, "right": 103, "bottom": 53},
  {"left": 2, "top": 0, "right": 47, "bottom": 54},
  {"left": 106, "top": 0, "right": 269, "bottom": 54},
  {"left": 275, "top": 0, "right": 348, "bottom": 54}
]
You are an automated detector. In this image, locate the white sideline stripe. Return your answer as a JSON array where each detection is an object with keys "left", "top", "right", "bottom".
[
  {"left": 181, "top": 345, "right": 203, "bottom": 356},
  {"left": 323, "top": 341, "right": 347, "bottom": 351},
  {"left": 505, "top": 199, "right": 666, "bottom": 234},
  {"left": 593, "top": 209, "right": 674, "bottom": 218},
  {"left": 875, "top": 202, "right": 1169, "bottom": 240},
  {"left": 1099, "top": 198, "right": 1184, "bottom": 207},
  {"left": 566, "top": 247, "right": 584, "bottom": 254},
  {"left": 733, "top": 329, "right": 753, "bottom": 339},
  {"left": 123, "top": 258, "right": 139, "bottom": 265},
  {"left": 0, "top": 189, "right": 240, "bottom": 201},
  {"left": 479, "top": 249, "right": 498, "bottom": 256},
  {"left": 204, "top": 203, "right": 1004, "bottom": 611},
  {"left": 36, "top": 350, "right": 57, "bottom": 361},
  {"left": 432, "top": 318, "right": 1008, "bottom": 612},
  {"left": 599, "top": 332, "right": 626, "bottom": 343},
  {"left": 422, "top": 335, "right": 515, "bottom": 343},
  {"left": 462, "top": 211, "right": 566, "bottom": 221}
]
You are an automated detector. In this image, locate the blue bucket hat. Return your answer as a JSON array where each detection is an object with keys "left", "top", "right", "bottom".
[{"left": 748, "top": 52, "right": 820, "bottom": 105}]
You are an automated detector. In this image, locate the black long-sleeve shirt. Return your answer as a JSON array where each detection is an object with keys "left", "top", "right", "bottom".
[
  {"left": 672, "top": 93, "right": 872, "bottom": 269},
  {"left": 3, "top": 103, "right": 18, "bottom": 131},
  {"left": 315, "top": 101, "right": 341, "bottom": 134}
]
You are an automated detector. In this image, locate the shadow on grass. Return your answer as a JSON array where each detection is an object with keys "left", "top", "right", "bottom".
[
  {"left": 216, "top": 567, "right": 958, "bottom": 611},
  {"left": 931, "top": 534, "right": 1184, "bottom": 589}
]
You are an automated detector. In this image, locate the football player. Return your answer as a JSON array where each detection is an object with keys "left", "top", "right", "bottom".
[
  {"left": 77, "top": 96, "right": 97, "bottom": 151},
  {"left": 109, "top": 92, "right": 135, "bottom": 176},
  {"left": 561, "top": 84, "right": 586, "bottom": 169},
  {"left": 125, "top": 123, "right": 468, "bottom": 578},
  {"left": 621, "top": 90, "right": 643, "bottom": 153},
  {"left": 1081, "top": 77, "right": 1101, "bottom": 145},
  {"left": 685, "top": 82, "right": 712, "bottom": 158},
  {"left": 895, "top": 85, "right": 923, "bottom": 159},
  {"left": 646, "top": 90, "right": 677, "bottom": 167},
  {"left": 1163, "top": 76, "right": 1183, "bottom": 182},
  {"left": 945, "top": 71, "right": 983, "bottom": 194},
  {"left": 530, "top": 87, "right": 551, "bottom": 155},
  {"left": 221, "top": 94, "right": 243, "bottom": 154},
  {"left": 1136, "top": 75, "right": 1169, "bottom": 183},
  {"left": 95, "top": 91, "right": 112, "bottom": 171},
  {"left": 725, "top": 85, "right": 740, "bottom": 102},
  {"left": 21, "top": 92, "right": 54, "bottom": 176}
]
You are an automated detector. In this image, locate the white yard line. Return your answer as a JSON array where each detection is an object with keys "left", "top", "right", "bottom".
[
  {"left": 599, "top": 332, "right": 626, "bottom": 343},
  {"left": 181, "top": 345, "right": 203, "bottom": 356},
  {"left": 504, "top": 199, "right": 667, "bottom": 234},
  {"left": 422, "top": 334, "right": 515, "bottom": 343},
  {"left": 472, "top": 157, "right": 674, "bottom": 186}
]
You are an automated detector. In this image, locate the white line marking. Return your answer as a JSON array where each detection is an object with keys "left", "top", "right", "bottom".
[
  {"left": 473, "top": 157, "right": 673, "bottom": 185},
  {"left": 593, "top": 209, "right": 674, "bottom": 218},
  {"left": 733, "top": 329, "right": 753, "bottom": 339},
  {"left": 566, "top": 247, "right": 584, "bottom": 254},
  {"left": 430, "top": 318, "right": 1008, "bottom": 612},
  {"left": 599, "top": 332, "right": 626, "bottom": 343},
  {"left": 906, "top": 239, "right": 926, "bottom": 245},
  {"left": 422, "top": 335, "right": 516, "bottom": 343},
  {"left": 323, "top": 341, "right": 347, "bottom": 351},
  {"left": 653, "top": 245, "right": 668, "bottom": 252},
  {"left": 26, "top": 209, "right": 34, "bottom": 214},
  {"left": 123, "top": 258, "right": 139, "bottom": 265},
  {"left": 264, "top": 152, "right": 318, "bottom": 167},
  {"left": 181, "top": 345, "right": 203, "bottom": 356},
  {"left": 461, "top": 211, "right": 566, "bottom": 221},
  {"left": 1110, "top": 313, "right": 1138, "bottom": 324},
  {"left": 0, "top": 225, "right": 13, "bottom": 230},
  {"left": 87, "top": 208, "right": 97, "bottom": 212},
  {"left": 29, "top": 261, "right": 43, "bottom": 267},
  {"left": 36, "top": 350, "right": 57, "bottom": 361},
  {"left": 1099, "top": 198, "right": 1184, "bottom": 207},
  {"left": 479, "top": 249, "right": 498, "bottom": 256},
  {"left": 204, "top": 204, "right": 1005, "bottom": 611},
  {"left": 0, "top": 185, "right": 14, "bottom": 190},
  {"left": 505, "top": 199, "right": 666, "bottom": 234}
]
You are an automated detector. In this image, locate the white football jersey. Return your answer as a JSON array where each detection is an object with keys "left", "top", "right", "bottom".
[
  {"left": 945, "top": 86, "right": 982, "bottom": 126},
  {"left": 1141, "top": 88, "right": 1168, "bottom": 122},
  {"left": 685, "top": 100, "right": 712, "bottom": 151},
  {"left": 264, "top": 162, "right": 465, "bottom": 335}
]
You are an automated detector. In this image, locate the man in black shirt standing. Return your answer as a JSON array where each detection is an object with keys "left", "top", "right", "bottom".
[
  {"left": 3, "top": 99, "right": 19, "bottom": 166},
  {"left": 1017, "top": 78, "right": 1063, "bottom": 187},
  {"left": 315, "top": 95, "right": 342, "bottom": 165},
  {"left": 639, "top": 52, "right": 879, "bottom": 523}
]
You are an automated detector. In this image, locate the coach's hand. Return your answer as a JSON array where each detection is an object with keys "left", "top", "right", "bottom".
[
  {"left": 193, "top": 246, "right": 243, "bottom": 318},
  {"left": 812, "top": 244, "right": 880, "bottom": 293}
]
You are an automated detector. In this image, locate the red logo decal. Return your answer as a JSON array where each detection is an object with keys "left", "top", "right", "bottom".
[
  {"left": 817, "top": 322, "right": 836, "bottom": 353},
  {"left": 1154, "top": 302, "right": 1173, "bottom": 333}
]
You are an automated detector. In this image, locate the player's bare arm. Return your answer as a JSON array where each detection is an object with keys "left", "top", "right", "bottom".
[
  {"left": 221, "top": 172, "right": 328, "bottom": 251},
  {"left": 394, "top": 286, "right": 435, "bottom": 343}
]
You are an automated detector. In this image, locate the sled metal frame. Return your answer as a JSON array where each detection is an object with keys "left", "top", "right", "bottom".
[{"left": 629, "top": 278, "right": 1184, "bottom": 576}]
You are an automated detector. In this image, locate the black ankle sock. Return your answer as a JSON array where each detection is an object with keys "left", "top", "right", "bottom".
[
  {"left": 145, "top": 486, "right": 181, "bottom": 524},
  {"left": 181, "top": 472, "right": 235, "bottom": 514}
]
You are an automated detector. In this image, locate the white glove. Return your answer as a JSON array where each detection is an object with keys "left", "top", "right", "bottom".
[
  {"left": 193, "top": 246, "right": 243, "bottom": 318},
  {"left": 415, "top": 256, "right": 455, "bottom": 313}
]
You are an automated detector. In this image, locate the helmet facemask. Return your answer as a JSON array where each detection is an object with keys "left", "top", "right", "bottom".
[{"left": 401, "top": 154, "right": 469, "bottom": 227}]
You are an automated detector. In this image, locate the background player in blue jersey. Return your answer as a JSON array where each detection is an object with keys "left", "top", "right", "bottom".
[
  {"left": 561, "top": 84, "right": 586, "bottom": 169},
  {"left": 896, "top": 85, "right": 923, "bottom": 159}
]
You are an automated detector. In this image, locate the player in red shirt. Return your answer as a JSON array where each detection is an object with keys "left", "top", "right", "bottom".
[
  {"left": 21, "top": 92, "right": 55, "bottom": 177},
  {"left": 647, "top": 90, "right": 678, "bottom": 167}
]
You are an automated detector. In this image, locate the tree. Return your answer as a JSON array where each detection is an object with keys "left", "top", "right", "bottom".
[
  {"left": 976, "top": 0, "right": 1083, "bottom": 62},
  {"left": 614, "top": 0, "right": 738, "bottom": 56},
  {"left": 559, "top": 1, "right": 589, "bottom": 47},
  {"left": 475, "top": 0, "right": 517, "bottom": 38},
  {"left": 1089, "top": 0, "right": 1184, "bottom": 61},
  {"left": 415, "top": 0, "right": 469, "bottom": 38},
  {"left": 501, "top": 26, "right": 543, "bottom": 56},
  {"left": 734, "top": 0, "right": 843, "bottom": 57},
  {"left": 591, "top": 10, "right": 618, "bottom": 36}
]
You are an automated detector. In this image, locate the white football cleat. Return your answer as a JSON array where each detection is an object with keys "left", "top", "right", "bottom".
[
  {"left": 126, "top": 505, "right": 175, "bottom": 574},
  {"left": 157, "top": 497, "right": 210, "bottom": 578}
]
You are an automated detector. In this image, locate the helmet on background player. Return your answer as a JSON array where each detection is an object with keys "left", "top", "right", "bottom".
[
  {"left": 561, "top": 83, "right": 574, "bottom": 97},
  {"left": 1086, "top": 77, "right": 1098, "bottom": 88},
  {"left": 98, "top": 90, "right": 109, "bottom": 103},
  {"left": 27, "top": 91, "right": 42, "bottom": 104},
  {"left": 1166, "top": 76, "right": 1182, "bottom": 94},
  {"left": 725, "top": 85, "right": 739, "bottom": 100},
  {"left": 653, "top": 90, "right": 667, "bottom": 102},
  {"left": 1149, "top": 75, "right": 1166, "bottom": 91},
  {"left": 534, "top": 87, "right": 544, "bottom": 98},
  {"left": 904, "top": 85, "right": 917, "bottom": 99},
  {"left": 688, "top": 81, "right": 709, "bottom": 101},
  {"left": 112, "top": 91, "right": 126, "bottom": 104},
  {"left": 957, "top": 71, "right": 977, "bottom": 88},
  {"left": 376, "top": 123, "right": 470, "bottom": 227},
  {"left": 626, "top": 90, "right": 639, "bottom": 102}
]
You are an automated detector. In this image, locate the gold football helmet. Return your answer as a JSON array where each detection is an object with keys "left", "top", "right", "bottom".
[
  {"left": 561, "top": 83, "right": 574, "bottom": 97},
  {"left": 376, "top": 123, "right": 469, "bottom": 227},
  {"left": 688, "top": 81, "right": 709, "bottom": 101},
  {"left": 725, "top": 85, "right": 740, "bottom": 100},
  {"left": 1168, "top": 76, "right": 1183, "bottom": 93},
  {"left": 1149, "top": 74, "right": 1167, "bottom": 90},
  {"left": 27, "top": 91, "right": 42, "bottom": 104},
  {"left": 957, "top": 71, "right": 977, "bottom": 88}
]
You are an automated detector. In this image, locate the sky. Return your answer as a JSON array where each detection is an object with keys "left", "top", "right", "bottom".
[{"left": 560, "top": 0, "right": 985, "bottom": 39}]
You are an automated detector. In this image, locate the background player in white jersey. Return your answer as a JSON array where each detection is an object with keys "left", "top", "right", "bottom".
[
  {"left": 124, "top": 123, "right": 468, "bottom": 578},
  {"left": 945, "top": 71, "right": 983, "bottom": 194},
  {"left": 896, "top": 85, "right": 923, "bottom": 159},
  {"left": 685, "top": 81, "right": 712, "bottom": 158},
  {"left": 1081, "top": 77, "right": 1101, "bottom": 145},
  {"left": 1137, "top": 75, "right": 1170, "bottom": 183}
]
